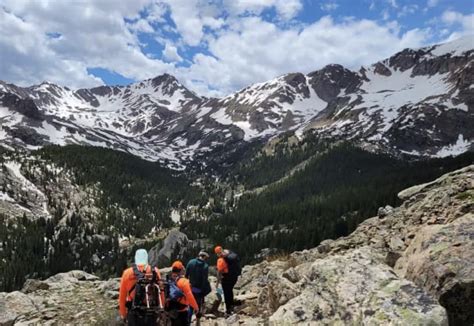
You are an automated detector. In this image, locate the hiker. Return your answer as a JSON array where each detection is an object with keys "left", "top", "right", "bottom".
[
  {"left": 185, "top": 251, "right": 212, "bottom": 323},
  {"left": 118, "top": 249, "right": 165, "bottom": 326},
  {"left": 166, "top": 260, "right": 200, "bottom": 326},
  {"left": 214, "top": 246, "right": 242, "bottom": 316}
]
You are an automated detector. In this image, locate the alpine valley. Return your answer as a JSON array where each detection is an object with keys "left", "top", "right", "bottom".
[{"left": 0, "top": 36, "right": 473, "bottom": 325}]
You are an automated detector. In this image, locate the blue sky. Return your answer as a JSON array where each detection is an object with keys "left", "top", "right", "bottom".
[{"left": 1, "top": 0, "right": 473, "bottom": 96}]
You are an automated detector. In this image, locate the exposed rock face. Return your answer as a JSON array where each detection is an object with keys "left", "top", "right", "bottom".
[
  {"left": 1, "top": 93, "right": 43, "bottom": 121},
  {"left": 148, "top": 229, "right": 189, "bottom": 267},
  {"left": 1, "top": 165, "right": 473, "bottom": 325},
  {"left": 308, "top": 64, "right": 362, "bottom": 102},
  {"left": 271, "top": 247, "right": 446, "bottom": 325},
  {"left": 0, "top": 155, "right": 99, "bottom": 222},
  {"left": 395, "top": 213, "right": 474, "bottom": 325},
  {"left": 148, "top": 228, "right": 210, "bottom": 268}
]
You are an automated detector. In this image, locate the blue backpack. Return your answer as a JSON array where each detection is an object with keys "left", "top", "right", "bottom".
[
  {"left": 168, "top": 277, "right": 184, "bottom": 301},
  {"left": 166, "top": 275, "right": 187, "bottom": 311}
]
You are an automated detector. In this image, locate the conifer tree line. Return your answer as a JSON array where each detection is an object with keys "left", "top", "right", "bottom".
[
  {"left": 0, "top": 142, "right": 473, "bottom": 291},
  {"left": 182, "top": 144, "right": 474, "bottom": 265},
  {"left": 226, "top": 133, "right": 332, "bottom": 188},
  {"left": 0, "top": 213, "right": 123, "bottom": 291},
  {"left": 37, "top": 145, "right": 205, "bottom": 237},
  {"left": 0, "top": 145, "right": 204, "bottom": 291}
]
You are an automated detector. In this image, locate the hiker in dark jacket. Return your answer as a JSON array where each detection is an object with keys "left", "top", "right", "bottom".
[
  {"left": 185, "top": 251, "right": 211, "bottom": 323},
  {"left": 214, "top": 246, "right": 241, "bottom": 315}
]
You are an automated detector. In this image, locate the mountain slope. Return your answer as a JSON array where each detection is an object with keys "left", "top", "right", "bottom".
[
  {"left": 182, "top": 144, "right": 474, "bottom": 264},
  {"left": 1, "top": 36, "right": 473, "bottom": 169},
  {"left": 1, "top": 165, "right": 472, "bottom": 325},
  {"left": 0, "top": 146, "right": 202, "bottom": 291},
  {"left": 311, "top": 36, "right": 474, "bottom": 157}
]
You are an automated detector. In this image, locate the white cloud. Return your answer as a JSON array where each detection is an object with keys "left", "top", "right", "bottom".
[
  {"left": 225, "top": 0, "right": 303, "bottom": 20},
  {"left": 273, "top": 0, "right": 303, "bottom": 19},
  {"left": 0, "top": 8, "right": 102, "bottom": 88},
  {"left": 155, "top": 0, "right": 227, "bottom": 47},
  {"left": 159, "top": 0, "right": 303, "bottom": 48},
  {"left": 440, "top": 10, "right": 474, "bottom": 40},
  {"left": 321, "top": 1, "right": 339, "bottom": 12},
  {"left": 0, "top": 0, "right": 174, "bottom": 87},
  {"left": 127, "top": 19, "right": 155, "bottom": 34},
  {"left": 398, "top": 4, "right": 419, "bottom": 17},
  {"left": 180, "top": 16, "right": 429, "bottom": 95},
  {"left": 441, "top": 10, "right": 474, "bottom": 28},
  {"left": 427, "top": 0, "right": 438, "bottom": 8},
  {"left": 161, "top": 0, "right": 208, "bottom": 46},
  {"left": 388, "top": 0, "right": 398, "bottom": 9},
  {"left": 162, "top": 43, "right": 182, "bottom": 62},
  {"left": 1, "top": 0, "right": 466, "bottom": 99}
]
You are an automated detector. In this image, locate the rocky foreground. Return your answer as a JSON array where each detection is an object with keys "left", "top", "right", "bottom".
[{"left": 1, "top": 165, "right": 473, "bottom": 325}]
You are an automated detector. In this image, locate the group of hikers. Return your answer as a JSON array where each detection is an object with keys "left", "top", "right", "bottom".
[{"left": 118, "top": 246, "right": 242, "bottom": 325}]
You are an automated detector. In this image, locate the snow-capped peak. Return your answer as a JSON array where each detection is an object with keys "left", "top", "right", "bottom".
[{"left": 0, "top": 36, "right": 472, "bottom": 168}]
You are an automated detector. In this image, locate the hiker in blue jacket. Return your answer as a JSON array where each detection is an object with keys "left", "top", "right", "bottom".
[{"left": 186, "top": 250, "right": 212, "bottom": 323}]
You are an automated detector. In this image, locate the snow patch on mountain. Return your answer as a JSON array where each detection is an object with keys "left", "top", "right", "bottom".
[
  {"left": 430, "top": 35, "right": 474, "bottom": 57},
  {"left": 436, "top": 134, "right": 471, "bottom": 157}
]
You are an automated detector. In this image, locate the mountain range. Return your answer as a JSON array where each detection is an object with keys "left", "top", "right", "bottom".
[{"left": 1, "top": 36, "right": 473, "bottom": 169}]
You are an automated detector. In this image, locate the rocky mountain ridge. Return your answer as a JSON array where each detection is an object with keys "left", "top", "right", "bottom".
[
  {"left": 1, "top": 36, "right": 473, "bottom": 169},
  {"left": 1, "top": 165, "right": 472, "bottom": 325}
]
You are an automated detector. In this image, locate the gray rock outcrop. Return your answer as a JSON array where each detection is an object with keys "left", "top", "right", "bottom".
[
  {"left": 148, "top": 229, "right": 189, "bottom": 267},
  {"left": 271, "top": 247, "right": 447, "bottom": 325},
  {"left": 0, "top": 271, "right": 116, "bottom": 325}
]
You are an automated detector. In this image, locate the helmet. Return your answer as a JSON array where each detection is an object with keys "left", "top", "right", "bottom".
[
  {"left": 135, "top": 249, "right": 148, "bottom": 266},
  {"left": 171, "top": 260, "right": 184, "bottom": 271}
]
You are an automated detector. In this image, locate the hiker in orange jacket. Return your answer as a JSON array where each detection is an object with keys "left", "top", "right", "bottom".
[
  {"left": 118, "top": 249, "right": 165, "bottom": 325},
  {"left": 215, "top": 246, "right": 241, "bottom": 316},
  {"left": 167, "top": 260, "right": 199, "bottom": 326}
]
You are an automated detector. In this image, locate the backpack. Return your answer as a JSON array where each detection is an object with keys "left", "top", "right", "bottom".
[
  {"left": 165, "top": 274, "right": 187, "bottom": 311},
  {"left": 167, "top": 276, "right": 184, "bottom": 301},
  {"left": 224, "top": 251, "right": 242, "bottom": 278},
  {"left": 129, "top": 264, "right": 161, "bottom": 310}
]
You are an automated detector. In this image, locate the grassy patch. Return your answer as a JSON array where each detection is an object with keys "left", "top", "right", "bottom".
[{"left": 455, "top": 190, "right": 474, "bottom": 201}]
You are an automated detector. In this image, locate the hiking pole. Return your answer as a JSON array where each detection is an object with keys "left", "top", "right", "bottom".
[
  {"left": 155, "top": 283, "right": 164, "bottom": 309},
  {"left": 145, "top": 284, "right": 151, "bottom": 308}
]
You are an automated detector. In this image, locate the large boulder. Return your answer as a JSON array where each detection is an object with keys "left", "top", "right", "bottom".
[
  {"left": 98, "top": 278, "right": 121, "bottom": 299},
  {"left": 270, "top": 247, "right": 448, "bottom": 325},
  {"left": 0, "top": 296, "right": 17, "bottom": 326},
  {"left": 0, "top": 271, "right": 118, "bottom": 325},
  {"left": 395, "top": 213, "right": 474, "bottom": 325},
  {"left": 0, "top": 291, "right": 39, "bottom": 325},
  {"left": 148, "top": 229, "right": 189, "bottom": 267},
  {"left": 44, "top": 270, "right": 99, "bottom": 289},
  {"left": 21, "top": 279, "right": 50, "bottom": 294}
]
